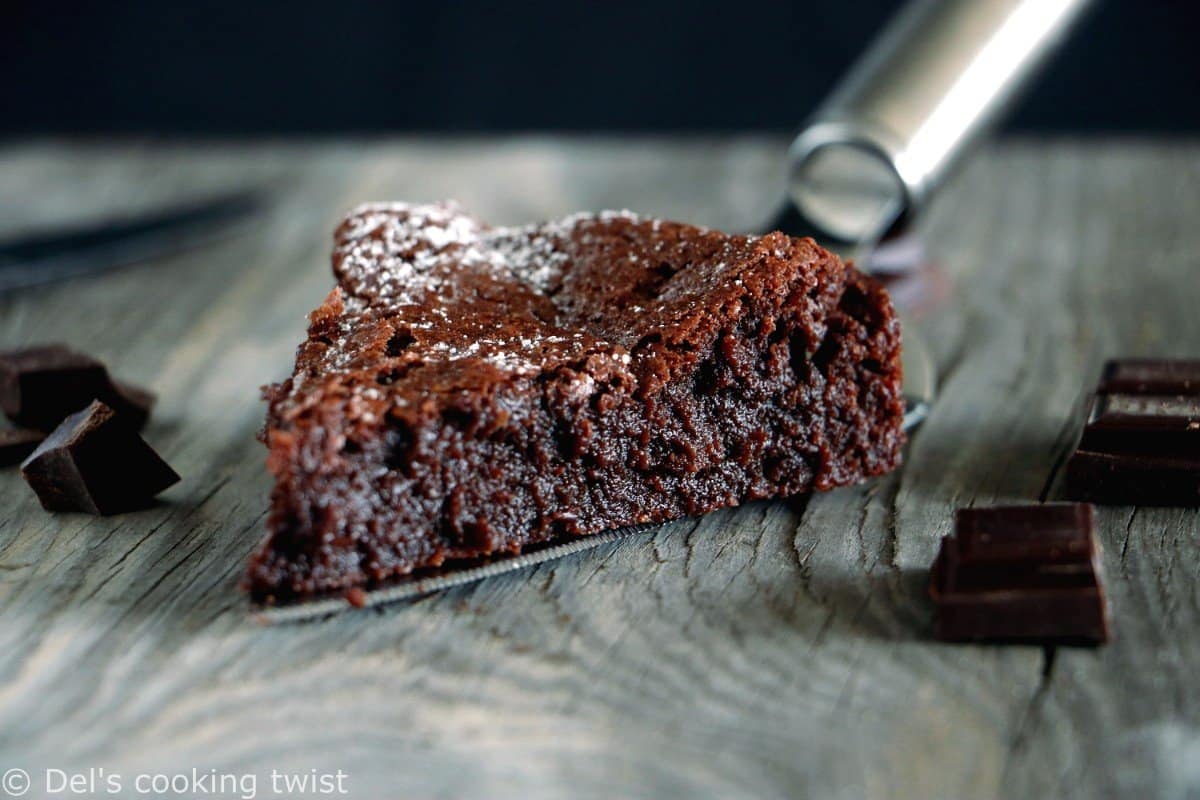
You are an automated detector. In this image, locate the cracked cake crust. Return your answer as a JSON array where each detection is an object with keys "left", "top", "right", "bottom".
[{"left": 248, "top": 202, "right": 905, "bottom": 604}]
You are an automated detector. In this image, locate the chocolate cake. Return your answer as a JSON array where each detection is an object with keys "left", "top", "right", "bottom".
[{"left": 249, "top": 202, "right": 905, "bottom": 604}]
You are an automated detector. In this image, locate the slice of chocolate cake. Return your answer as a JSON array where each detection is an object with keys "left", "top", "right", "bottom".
[{"left": 248, "top": 202, "right": 905, "bottom": 604}]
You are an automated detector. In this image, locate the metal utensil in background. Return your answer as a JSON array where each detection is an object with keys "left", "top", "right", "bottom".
[
  {"left": 0, "top": 188, "right": 270, "bottom": 292},
  {"left": 784, "top": 0, "right": 1093, "bottom": 248},
  {"left": 777, "top": 0, "right": 1093, "bottom": 429}
]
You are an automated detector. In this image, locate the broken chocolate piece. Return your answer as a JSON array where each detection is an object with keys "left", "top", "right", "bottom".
[
  {"left": 1066, "top": 359, "right": 1200, "bottom": 506},
  {"left": 0, "top": 344, "right": 155, "bottom": 432},
  {"left": 0, "top": 428, "right": 43, "bottom": 467},
  {"left": 929, "top": 504, "right": 1109, "bottom": 644},
  {"left": 20, "top": 400, "right": 179, "bottom": 515}
]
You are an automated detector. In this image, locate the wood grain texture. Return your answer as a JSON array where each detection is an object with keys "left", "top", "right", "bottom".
[{"left": 0, "top": 138, "right": 1197, "bottom": 799}]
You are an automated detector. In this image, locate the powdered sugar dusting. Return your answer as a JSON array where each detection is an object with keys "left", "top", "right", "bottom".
[
  {"left": 272, "top": 201, "right": 785, "bottom": 428},
  {"left": 335, "top": 201, "right": 639, "bottom": 303},
  {"left": 335, "top": 201, "right": 502, "bottom": 305},
  {"left": 305, "top": 202, "right": 644, "bottom": 385}
]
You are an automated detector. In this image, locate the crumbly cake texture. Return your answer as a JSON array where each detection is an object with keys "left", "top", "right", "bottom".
[{"left": 248, "top": 202, "right": 905, "bottom": 603}]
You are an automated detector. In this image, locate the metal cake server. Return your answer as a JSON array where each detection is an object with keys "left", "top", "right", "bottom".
[
  {"left": 769, "top": 0, "right": 1090, "bottom": 420},
  {"left": 257, "top": 0, "right": 1088, "bottom": 623},
  {"left": 768, "top": 0, "right": 1091, "bottom": 443}
]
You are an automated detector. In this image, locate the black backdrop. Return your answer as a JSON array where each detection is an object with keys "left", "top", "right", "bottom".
[{"left": 3, "top": 0, "right": 1197, "bottom": 136}]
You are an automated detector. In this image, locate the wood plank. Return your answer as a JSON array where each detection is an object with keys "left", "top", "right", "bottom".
[{"left": 0, "top": 138, "right": 1196, "bottom": 799}]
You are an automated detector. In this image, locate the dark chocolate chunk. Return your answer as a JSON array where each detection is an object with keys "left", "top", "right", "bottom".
[
  {"left": 0, "top": 428, "right": 44, "bottom": 467},
  {"left": 1098, "top": 358, "right": 1200, "bottom": 395},
  {"left": 20, "top": 401, "right": 179, "bottom": 515},
  {"left": 929, "top": 503, "right": 1109, "bottom": 644},
  {"left": 0, "top": 344, "right": 155, "bottom": 432},
  {"left": 1066, "top": 450, "right": 1200, "bottom": 507},
  {"left": 1066, "top": 359, "right": 1200, "bottom": 506}
]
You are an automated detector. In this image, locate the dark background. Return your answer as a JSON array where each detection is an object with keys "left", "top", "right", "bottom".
[{"left": 3, "top": 0, "right": 1198, "bottom": 136}]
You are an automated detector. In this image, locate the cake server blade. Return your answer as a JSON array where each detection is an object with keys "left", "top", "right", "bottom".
[
  {"left": 254, "top": 377, "right": 933, "bottom": 624},
  {"left": 253, "top": 528, "right": 645, "bottom": 624}
]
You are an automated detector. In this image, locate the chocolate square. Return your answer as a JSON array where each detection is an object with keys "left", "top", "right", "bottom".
[
  {"left": 1066, "top": 359, "right": 1200, "bottom": 506},
  {"left": 0, "top": 344, "right": 155, "bottom": 432},
  {"left": 20, "top": 401, "right": 179, "bottom": 515},
  {"left": 1098, "top": 358, "right": 1200, "bottom": 395},
  {"left": 930, "top": 503, "right": 1109, "bottom": 644}
]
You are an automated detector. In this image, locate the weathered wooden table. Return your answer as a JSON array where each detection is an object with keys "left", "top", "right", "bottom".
[{"left": 0, "top": 139, "right": 1197, "bottom": 799}]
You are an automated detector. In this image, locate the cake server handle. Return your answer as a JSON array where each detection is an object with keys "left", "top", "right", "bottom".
[{"left": 787, "top": 0, "right": 1092, "bottom": 244}]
